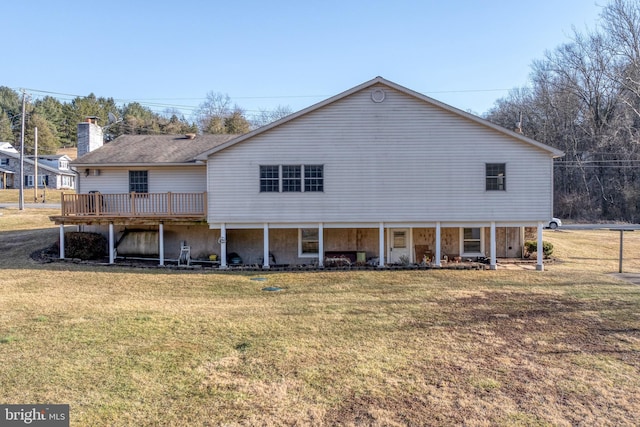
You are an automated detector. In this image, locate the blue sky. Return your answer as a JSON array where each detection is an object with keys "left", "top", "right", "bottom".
[{"left": 3, "top": 0, "right": 604, "bottom": 120}]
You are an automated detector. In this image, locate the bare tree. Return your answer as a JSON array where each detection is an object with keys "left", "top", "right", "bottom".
[
  {"left": 194, "top": 92, "right": 250, "bottom": 134},
  {"left": 601, "top": 0, "right": 640, "bottom": 119},
  {"left": 251, "top": 105, "right": 293, "bottom": 129},
  {"left": 486, "top": 1, "right": 640, "bottom": 222}
]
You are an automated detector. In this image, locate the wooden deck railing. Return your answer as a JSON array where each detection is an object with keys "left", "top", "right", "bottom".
[{"left": 61, "top": 192, "right": 207, "bottom": 217}]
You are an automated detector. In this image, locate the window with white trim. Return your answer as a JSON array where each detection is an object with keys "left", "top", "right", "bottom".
[
  {"left": 461, "top": 227, "right": 483, "bottom": 255},
  {"left": 129, "top": 170, "right": 148, "bottom": 193},
  {"left": 260, "top": 165, "right": 280, "bottom": 192},
  {"left": 0, "top": 158, "right": 9, "bottom": 165},
  {"left": 25, "top": 175, "right": 48, "bottom": 187},
  {"left": 298, "top": 228, "right": 319, "bottom": 257},
  {"left": 282, "top": 165, "right": 301, "bottom": 192},
  {"left": 486, "top": 163, "right": 506, "bottom": 191},
  {"left": 304, "top": 165, "right": 324, "bottom": 192},
  {"left": 260, "top": 165, "right": 323, "bottom": 193}
]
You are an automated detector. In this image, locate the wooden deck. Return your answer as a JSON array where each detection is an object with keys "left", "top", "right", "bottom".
[{"left": 51, "top": 192, "right": 207, "bottom": 224}]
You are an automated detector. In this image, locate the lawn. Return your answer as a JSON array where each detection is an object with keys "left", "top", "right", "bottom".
[
  {"left": 0, "top": 189, "right": 72, "bottom": 204},
  {"left": 1, "top": 208, "right": 639, "bottom": 426}
]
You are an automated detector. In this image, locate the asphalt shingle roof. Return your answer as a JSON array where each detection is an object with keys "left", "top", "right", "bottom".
[{"left": 72, "top": 134, "right": 239, "bottom": 165}]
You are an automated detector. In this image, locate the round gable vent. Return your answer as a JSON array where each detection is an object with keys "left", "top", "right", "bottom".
[{"left": 371, "top": 89, "right": 386, "bottom": 103}]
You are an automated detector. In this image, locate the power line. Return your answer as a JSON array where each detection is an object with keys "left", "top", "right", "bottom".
[
  {"left": 556, "top": 159, "right": 640, "bottom": 163},
  {"left": 24, "top": 90, "right": 283, "bottom": 118},
  {"left": 14, "top": 85, "right": 512, "bottom": 117}
]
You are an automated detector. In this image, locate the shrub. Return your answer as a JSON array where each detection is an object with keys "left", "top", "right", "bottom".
[
  {"left": 524, "top": 240, "right": 554, "bottom": 258},
  {"left": 57, "top": 232, "right": 107, "bottom": 260},
  {"left": 398, "top": 254, "right": 411, "bottom": 265}
]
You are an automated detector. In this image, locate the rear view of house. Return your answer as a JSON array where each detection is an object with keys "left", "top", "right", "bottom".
[{"left": 51, "top": 77, "right": 563, "bottom": 270}]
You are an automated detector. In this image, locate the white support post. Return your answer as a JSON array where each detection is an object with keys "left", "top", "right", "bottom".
[
  {"left": 59, "top": 224, "right": 65, "bottom": 259},
  {"left": 435, "top": 222, "right": 442, "bottom": 267},
  {"left": 409, "top": 227, "right": 414, "bottom": 263},
  {"left": 263, "top": 223, "right": 270, "bottom": 268},
  {"left": 220, "top": 223, "right": 228, "bottom": 268},
  {"left": 378, "top": 222, "right": 385, "bottom": 267},
  {"left": 108, "top": 222, "right": 115, "bottom": 264},
  {"left": 490, "top": 222, "right": 497, "bottom": 270},
  {"left": 318, "top": 223, "right": 324, "bottom": 268},
  {"left": 536, "top": 222, "right": 544, "bottom": 271},
  {"left": 159, "top": 222, "right": 165, "bottom": 266}
]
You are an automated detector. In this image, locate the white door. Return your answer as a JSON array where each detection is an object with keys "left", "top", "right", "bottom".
[{"left": 389, "top": 228, "right": 411, "bottom": 264}]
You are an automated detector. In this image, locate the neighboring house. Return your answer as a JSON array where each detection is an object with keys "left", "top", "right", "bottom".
[
  {"left": 50, "top": 77, "right": 564, "bottom": 270},
  {"left": 0, "top": 165, "right": 13, "bottom": 189},
  {"left": 0, "top": 142, "right": 76, "bottom": 190}
]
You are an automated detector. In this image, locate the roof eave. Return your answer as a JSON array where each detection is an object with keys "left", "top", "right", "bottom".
[{"left": 71, "top": 161, "right": 206, "bottom": 168}]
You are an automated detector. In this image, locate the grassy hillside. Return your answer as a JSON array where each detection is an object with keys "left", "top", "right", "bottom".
[{"left": 0, "top": 209, "right": 639, "bottom": 426}]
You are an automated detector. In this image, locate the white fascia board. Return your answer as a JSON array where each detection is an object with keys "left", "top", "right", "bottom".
[{"left": 71, "top": 162, "right": 203, "bottom": 168}]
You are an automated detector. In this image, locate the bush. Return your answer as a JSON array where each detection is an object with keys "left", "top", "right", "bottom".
[
  {"left": 524, "top": 240, "right": 554, "bottom": 258},
  {"left": 58, "top": 232, "right": 107, "bottom": 260}
]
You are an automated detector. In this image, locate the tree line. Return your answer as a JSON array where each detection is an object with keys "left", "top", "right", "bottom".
[
  {"left": 485, "top": 0, "right": 640, "bottom": 223},
  {"left": 2, "top": 0, "right": 639, "bottom": 223},
  {"left": 0, "top": 88, "right": 291, "bottom": 155}
]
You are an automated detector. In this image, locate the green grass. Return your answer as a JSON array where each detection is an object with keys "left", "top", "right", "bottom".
[
  {"left": 1, "top": 210, "right": 639, "bottom": 426},
  {"left": 0, "top": 189, "right": 72, "bottom": 204}
]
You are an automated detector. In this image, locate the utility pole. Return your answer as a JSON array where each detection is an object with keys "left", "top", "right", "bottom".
[
  {"left": 18, "top": 90, "right": 26, "bottom": 210},
  {"left": 33, "top": 127, "right": 38, "bottom": 202}
]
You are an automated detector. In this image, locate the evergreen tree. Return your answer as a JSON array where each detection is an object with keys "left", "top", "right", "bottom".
[
  {"left": 0, "top": 111, "right": 15, "bottom": 142},
  {"left": 0, "top": 86, "right": 21, "bottom": 118},
  {"left": 25, "top": 113, "right": 60, "bottom": 154},
  {"left": 34, "top": 96, "right": 67, "bottom": 146},
  {"left": 122, "top": 102, "right": 160, "bottom": 134},
  {"left": 0, "top": 86, "right": 22, "bottom": 142}
]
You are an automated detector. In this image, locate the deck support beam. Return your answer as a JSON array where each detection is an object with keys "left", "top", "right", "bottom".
[
  {"left": 59, "top": 224, "right": 65, "bottom": 259},
  {"left": 263, "top": 223, "right": 270, "bottom": 269},
  {"left": 318, "top": 223, "right": 324, "bottom": 268},
  {"left": 108, "top": 222, "right": 115, "bottom": 264},
  {"left": 378, "top": 223, "right": 385, "bottom": 267},
  {"left": 159, "top": 222, "right": 164, "bottom": 266},
  {"left": 220, "top": 223, "right": 228, "bottom": 269},
  {"left": 435, "top": 222, "right": 442, "bottom": 267},
  {"left": 490, "top": 222, "right": 497, "bottom": 270},
  {"left": 536, "top": 222, "right": 544, "bottom": 271}
]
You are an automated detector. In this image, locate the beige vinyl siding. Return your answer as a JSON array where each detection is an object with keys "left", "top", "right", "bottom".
[
  {"left": 208, "top": 85, "right": 554, "bottom": 224},
  {"left": 78, "top": 166, "right": 206, "bottom": 194},
  {"left": 148, "top": 168, "right": 207, "bottom": 193}
]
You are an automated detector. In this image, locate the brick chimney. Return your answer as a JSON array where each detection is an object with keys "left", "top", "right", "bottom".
[{"left": 77, "top": 117, "right": 103, "bottom": 158}]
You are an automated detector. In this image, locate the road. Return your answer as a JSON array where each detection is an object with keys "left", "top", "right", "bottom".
[{"left": 556, "top": 224, "right": 640, "bottom": 230}]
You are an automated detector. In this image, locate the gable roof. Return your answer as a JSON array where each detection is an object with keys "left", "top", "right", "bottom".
[
  {"left": 0, "top": 150, "right": 75, "bottom": 176},
  {"left": 196, "top": 76, "right": 565, "bottom": 159},
  {"left": 30, "top": 154, "right": 70, "bottom": 160},
  {"left": 72, "top": 134, "right": 239, "bottom": 167}
]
